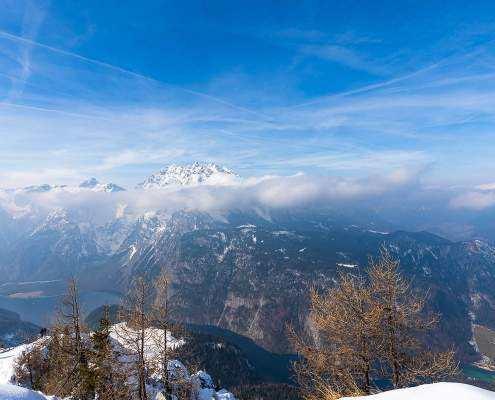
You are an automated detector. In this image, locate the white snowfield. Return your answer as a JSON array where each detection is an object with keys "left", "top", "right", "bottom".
[{"left": 342, "top": 382, "right": 495, "bottom": 399}]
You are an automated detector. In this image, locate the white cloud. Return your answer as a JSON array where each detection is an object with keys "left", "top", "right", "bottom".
[
  {"left": 98, "top": 148, "right": 186, "bottom": 171},
  {"left": 450, "top": 190, "right": 495, "bottom": 210},
  {"left": 0, "top": 168, "right": 83, "bottom": 188},
  {"left": 0, "top": 167, "right": 423, "bottom": 224},
  {"left": 475, "top": 182, "right": 495, "bottom": 191}
]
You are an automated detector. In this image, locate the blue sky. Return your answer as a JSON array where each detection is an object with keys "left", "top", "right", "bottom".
[{"left": 1, "top": 0, "right": 495, "bottom": 188}]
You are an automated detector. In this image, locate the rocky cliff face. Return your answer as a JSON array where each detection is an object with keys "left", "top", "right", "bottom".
[
  {"left": 119, "top": 212, "right": 495, "bottom": 359},
  {"left": 2, "top": 203, "right": 495, "bottom": 360}
]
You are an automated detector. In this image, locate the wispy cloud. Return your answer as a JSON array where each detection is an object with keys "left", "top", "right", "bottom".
[
  {"left": 4, "top": 1, "right": 45, "bottom": 101},
  {"left": 0, "top": 27, "right": 266, "bottom": 118},
  {"left": 251, "top": 150, "right": 429, "bottom": 172},
  {"left": 98, "top": 148, "right": 186, "bottom": 171},
  {"left": 0, "top": 4, "right": 495, "bottom": 193},
  {"left": 300, "top": 44, "right": 387, "bottom": 74}
]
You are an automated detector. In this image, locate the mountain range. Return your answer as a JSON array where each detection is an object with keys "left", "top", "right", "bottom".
[{"left": 0, "top": 163, "right": 494, "bottom": 367}]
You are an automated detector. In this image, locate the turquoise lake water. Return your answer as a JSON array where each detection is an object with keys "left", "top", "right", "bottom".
[
  {"left": 0, "top": 290, "right": 122, "bottom": 326},
  {"left": 462, "top": 365, "right": 495, "bottom": 383}
]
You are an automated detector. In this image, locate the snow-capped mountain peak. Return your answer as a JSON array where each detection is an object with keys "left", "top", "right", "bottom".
[
  {"left": 79, "top": 178, "right": 125, "bottom": 192},
  {"left": 9, "top": 180, "right": 125, "bottom": 194},
  {"left": 21, "top": 184, "right": 67, "bottom": 193},
  {"left": 79, "top": 178, "right": 99, "bottom": 189},
  {"left": 136, "top": 162, "right": 238, "bottom": 189}
]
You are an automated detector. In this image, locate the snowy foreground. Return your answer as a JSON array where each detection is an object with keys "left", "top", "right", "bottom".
[
  {"left": 342, "top": 382, "right": 495, "bottom": 400},
  {"left": 0, "top": 342, "right": 35, "bottom": 386},
  {"left": 2, "top": 335, "right": 495, "bottom": 400},
  {"left": 1, "top": 382, "right": 494, "bottom": 400},
  {"left": 0, "top": 384, "right": 56, "bottom": 399},
  {"left": 0, "top": 324, "right": 236, "bottom": 400}
]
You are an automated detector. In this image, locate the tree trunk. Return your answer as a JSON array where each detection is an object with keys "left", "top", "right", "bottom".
[{"left": 361, "top": 336, "right": 370, "bottom": 394}]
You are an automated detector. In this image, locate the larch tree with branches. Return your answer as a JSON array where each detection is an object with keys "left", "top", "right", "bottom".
[
  {"left": 369, "top": 247, "right": 458, "bottom": 388},
  {"left": 291, "top": 246, "right": 458, "bottom": 399},
  {"left": 290, "top": 272, "right": 381, "bottom": 399}
]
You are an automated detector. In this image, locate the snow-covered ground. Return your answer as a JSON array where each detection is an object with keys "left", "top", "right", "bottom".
[
  {"left": 0, "top": 326, "right": 236, "bottom": 400},
  {"left": 1, "top": 344, "right": 57, "bottom": 399},
  {"left": 0, "top": 384, "right": 57, "bottom": 400},
  {"left": 109, "top": 322, "right": 185, "bottom": 360},
  {"left": 3, "top": 331, "right": 493, "bottom": 400},
  {"left": 343, "top": 382, "right": 495, "bottom": 400},
  {"left": 0, "top": 341, "right": 44, "bottom": 384}
]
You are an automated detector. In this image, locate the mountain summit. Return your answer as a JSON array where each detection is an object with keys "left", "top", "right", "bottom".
[
  {"left": 136, "top": 162, "right": 238, "bottom": 189},
  {"left": 79, "top": 178, "right": 125, "bottom": 192}
]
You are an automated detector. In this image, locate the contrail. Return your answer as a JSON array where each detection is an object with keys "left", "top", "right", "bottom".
[
  {"left": 287, "top": 63, "right": 440, "bottom": 110},
  {"left": 0, "top": 101, "right": 124, "bottom": 121},
  {"left": 287, "top": 42, "right": 495, "bottom": 110},
  {"left": 0, "top": 29, "right": 271, "bottom": 120}
]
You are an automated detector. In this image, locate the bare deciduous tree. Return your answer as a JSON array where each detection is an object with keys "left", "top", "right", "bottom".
[
  {"left": 55, "top": 278, "right": 94, "bottom": 400},
  {"left": 151, "top": 268, "right": 174, "bottom": 396},
  {"left": 291, "top": 247, "right": 458, "bottom": 399},
  {"left": 290, "top": 272, "right": 380, "bottom": 399},
  {"left": 117, "top": 275, "right": 154, "bottom": 400},
  {"left": 369, "top": 247, "right": 458, "bottom": 388},
  {"left": 151, "top": 267, "right": 194, "bottom": 399},
  {"left": 16, "top": 279, "right": 96, "bottom": 399}
]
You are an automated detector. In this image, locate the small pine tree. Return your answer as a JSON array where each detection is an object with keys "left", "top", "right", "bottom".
[{"left": 92, "top": 305, "right": 130, "bottom": 400}]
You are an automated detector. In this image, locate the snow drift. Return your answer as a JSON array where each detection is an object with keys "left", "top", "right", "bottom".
[
  {"left": 343, "top": 382, "right": 495, "bottom": 400},
  {"left": 0, "top": 384, "right": 55, "bottom": 400}
]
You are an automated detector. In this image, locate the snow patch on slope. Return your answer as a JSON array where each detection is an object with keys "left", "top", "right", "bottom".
[
  {"left": 337, "top": 263, "right": 358, "bottom": 268},
  {"left": 13, "top": 179, "right": 125, "bottom": 194}
]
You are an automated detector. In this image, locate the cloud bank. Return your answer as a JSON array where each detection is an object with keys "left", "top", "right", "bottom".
[{"left": 0, "top": 167, "right": 423, "bottom": 224}]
